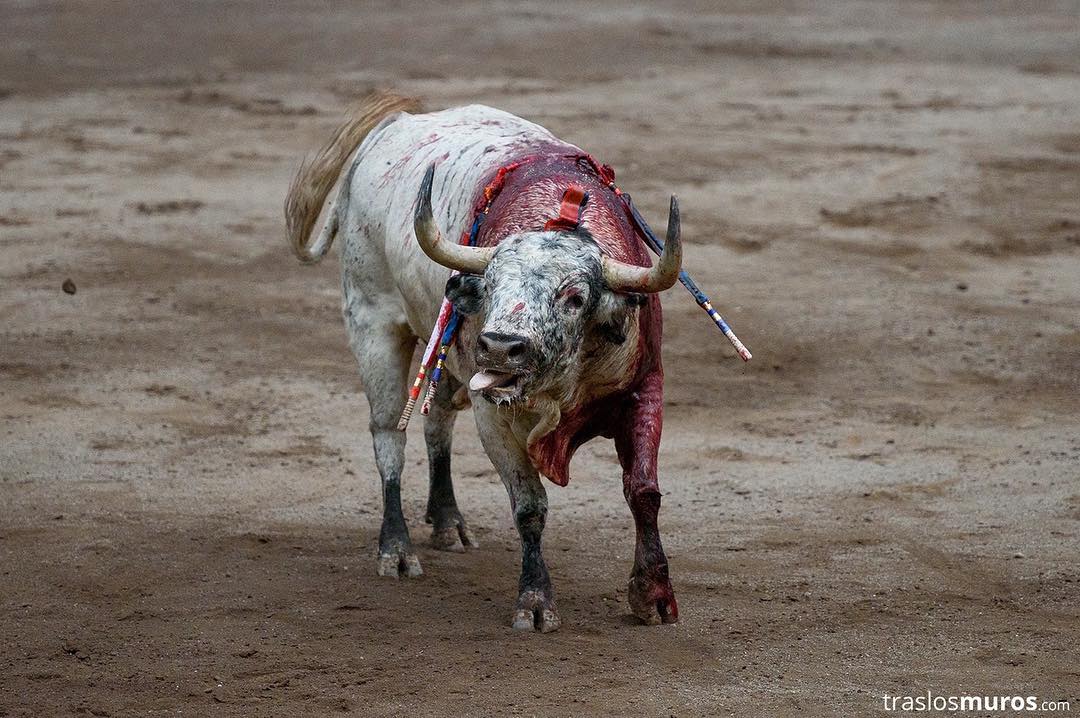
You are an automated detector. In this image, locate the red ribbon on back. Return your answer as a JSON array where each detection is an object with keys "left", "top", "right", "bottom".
[{"left": 544, "top": 185, "right": 589, "bottom": 232}]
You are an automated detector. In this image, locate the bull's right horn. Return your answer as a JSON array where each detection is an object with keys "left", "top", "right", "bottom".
[
  {"left": 601, "top": 195, "right": 683, "bottom": 293},
  {"left": 414, "top": 163, "right": 495, "bottom": 274}
]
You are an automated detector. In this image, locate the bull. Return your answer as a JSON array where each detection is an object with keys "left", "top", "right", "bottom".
[{"left": 286, "top": 92, "right": 683, "bottom": 631}]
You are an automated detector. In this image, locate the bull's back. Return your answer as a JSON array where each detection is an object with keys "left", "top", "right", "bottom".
[{"left": 344, "top": 105, "right": 578, "bottom": 337}]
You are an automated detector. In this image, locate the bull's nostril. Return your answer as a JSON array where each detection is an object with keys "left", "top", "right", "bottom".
[{"left": 478, "top": 332, "right": 530, "bottom": 363}]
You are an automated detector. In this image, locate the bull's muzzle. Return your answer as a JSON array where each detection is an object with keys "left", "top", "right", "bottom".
[{"left": 470, "top": 331, "right": 533, "bottom": 402}]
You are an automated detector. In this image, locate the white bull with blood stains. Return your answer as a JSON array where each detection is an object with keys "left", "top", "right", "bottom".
[{"left": 286, "top": 93, "right": 684, "bottom": 631}]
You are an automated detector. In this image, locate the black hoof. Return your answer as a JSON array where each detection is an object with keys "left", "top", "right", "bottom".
[
  {"left": 627, "top": 574, "right": 679, "bottom": 625},
  {"left": 426, "top": 509, "right": 479, "bottom": 553},
  {"left": 376, "top": 546, "right": 422, "bottom": 578},
  {"left": 511, "top": 590, "right": 561, "bottom": 633}
]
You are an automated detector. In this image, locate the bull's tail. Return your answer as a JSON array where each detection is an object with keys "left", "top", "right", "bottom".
[{"left": 285, "top": 90, "right": 423, "bottom": 263}]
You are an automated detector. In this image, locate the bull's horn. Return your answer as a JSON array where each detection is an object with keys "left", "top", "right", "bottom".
[
  {"left": 602, "top": 195, "right": 682, "bottom": 293},
  {"left": 414, "top": 163, "right": 495, "bottom": 274}
]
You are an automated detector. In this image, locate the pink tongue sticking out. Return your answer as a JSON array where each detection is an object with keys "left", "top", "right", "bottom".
[{"left": 469, "top": 371, "right": 501, "bottom": 391}]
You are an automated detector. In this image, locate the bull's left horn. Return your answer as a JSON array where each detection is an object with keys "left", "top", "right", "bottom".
[
  {"left": 602, "top": 195, "right": 682, "bottom": 293},
  {"left": 414, "top": 163, "right": 495, "bottom": 274}
]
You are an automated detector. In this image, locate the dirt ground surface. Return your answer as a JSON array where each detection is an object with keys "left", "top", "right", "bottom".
[{"left": 2, "top": 2, "right": 1079, "bottom": 716}]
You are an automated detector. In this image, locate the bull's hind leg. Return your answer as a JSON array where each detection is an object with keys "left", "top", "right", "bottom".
[
  {"left": 343, "top": 290, "right": 422, "bottom": 579},
  {"left": 423, "top": 378, "right": 479, "bottom": 552}
]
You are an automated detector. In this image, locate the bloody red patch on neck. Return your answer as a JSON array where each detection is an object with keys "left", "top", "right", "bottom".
[
  {"left": 528, "top": 293, "right": 663, "bottom": 486},
  {"left": 471, "top": 153, "right": 665, "bottom": 485}
]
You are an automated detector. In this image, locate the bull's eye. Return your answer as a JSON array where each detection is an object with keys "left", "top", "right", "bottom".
[{"left": 564, "top": 292, "right": 585, "bottom": 310}]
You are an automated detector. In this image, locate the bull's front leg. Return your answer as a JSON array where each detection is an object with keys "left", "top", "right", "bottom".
[
  {"left": 615, "top": 374, "right": 679, "bottom": 625},
  {"left": 473, "top": 401, "right": 561, "bottom": 633}
]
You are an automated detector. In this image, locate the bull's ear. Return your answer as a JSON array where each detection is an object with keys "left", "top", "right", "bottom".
[
  {"left": 597, "top": 321, "right": 627, "bottom": 344},
  {"left": 445, "top": 274, "right": 485, "bottom": 315},
  {"left": 591, "top": 291, "right": 642, "bottom": 344}
]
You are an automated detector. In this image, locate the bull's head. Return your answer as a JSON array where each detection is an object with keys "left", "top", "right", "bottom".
[{"left": 414, "top": 163, "right": 682, "bottom": 406}]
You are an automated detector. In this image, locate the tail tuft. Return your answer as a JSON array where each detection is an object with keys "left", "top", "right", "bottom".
[{"left": 286, "top": 90, "right": 422, "bottom": 263}]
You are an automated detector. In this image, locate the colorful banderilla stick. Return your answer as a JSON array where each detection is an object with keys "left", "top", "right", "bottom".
[
  {"left": 420, "top": 311, "right": 461, "bottom": 416},
  {"left": 623, "top": 194, "right": 752, "bottom": 362},
  {"left": 397, "top": 295, "right": 455, "bottom": 431}
]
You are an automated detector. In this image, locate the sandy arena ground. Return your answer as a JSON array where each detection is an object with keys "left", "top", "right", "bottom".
[{"left": 2, "top": 2, "right": 1079, "bottom": 716}]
